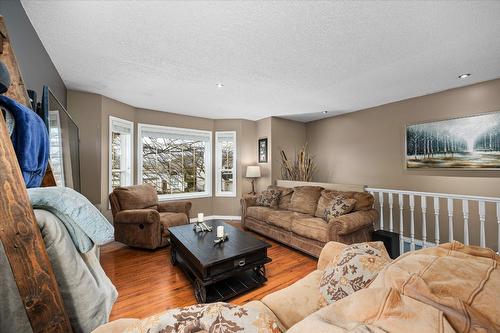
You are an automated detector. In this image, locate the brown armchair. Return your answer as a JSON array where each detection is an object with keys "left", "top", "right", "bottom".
[{"left": 109, "top": 184, "right": 192, "bottom": 249}]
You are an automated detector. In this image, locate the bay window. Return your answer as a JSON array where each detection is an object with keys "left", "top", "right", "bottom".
[
  {"left": 137, "top": 124, "right": 212, "bottom": 200},
  {"left": 215, "top": 131, "right": 236, "bottom": 197},
  {"left": 109, "top": 116, "right": 133, "bottom": 191}
]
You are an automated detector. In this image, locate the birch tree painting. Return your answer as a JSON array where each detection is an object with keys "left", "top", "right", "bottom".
[{"left": 406, "top": 112, "right": 500, "bottom": 168}]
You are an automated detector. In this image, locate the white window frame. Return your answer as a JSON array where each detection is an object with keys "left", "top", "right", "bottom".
[
  {"left": 48, "top": 110, "right": 65, "bottom": 187},
  {"left": 215, "top": 131, "right": 237, "bottom": 197},
  {"left": 109, "top": 116, "right": 134, "bottom": 196},
  {"left": 137, "top": 123, "right": 212, "bottom": 201}
]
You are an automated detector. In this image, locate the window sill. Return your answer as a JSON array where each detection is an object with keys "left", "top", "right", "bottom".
[
  {"left": 158, "top": 193, "right": 212, "bottom": 201},
  {"left": 215, "top": 193, "right": 237, "bottom": 198}
]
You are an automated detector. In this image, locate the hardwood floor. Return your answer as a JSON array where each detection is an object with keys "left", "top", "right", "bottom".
[{"left": 100, "top": 225, "right": 317, "bottom": 321}]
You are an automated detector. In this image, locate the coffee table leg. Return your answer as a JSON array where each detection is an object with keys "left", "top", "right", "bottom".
[
  {"left": 253, "top": 265, "right": 266, "bottom": 281},
  {"left": 170, "top": 246, "right": 177, "bottom": 266},
  {"left": 194, "top": 279, "right": 207, "bottom": 303}
]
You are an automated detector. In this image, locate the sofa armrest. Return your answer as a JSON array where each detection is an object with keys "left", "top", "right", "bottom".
[
  {"left": 241, "top": 195, "right": 258, "bottom": 209},
  {"left": 157, "top": 200, "right": 192, "bottom": 215},
  {"left": 317, "top": 241, "right": 348, "bottom": 271},
  {"left": 240, "top": 195, "right": 259, "bottom": 216},
  {"left": 114, "top": 209, "right": 160, "bottom": 225},
  {"left": 328, "top": 209, "right": 378, "bottom": 237}
]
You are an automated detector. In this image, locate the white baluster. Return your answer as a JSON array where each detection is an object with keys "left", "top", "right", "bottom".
[
  {"left": 434, "top": 197, "right": 440, "bottom": 245},
  {"left": 399, "top": 193, "right": 404, "bottom": 254},
  {"left": 421, "top": 196, "right": 427, "bottom": 247},
  {"left": 447, "top": 199, "right": 454, "bottom": 242},
  {"left": 462, "top": 199, "right": 469, "bottom": 245},
  {"left": 388, "top": 193, "right": 394, "bottom": 232},
  {"left": 497, "top": 202, "right": 500, "bottom": 254},
  {"left": 378, "top": 192, "right": 384, "bottom": 230},
  {"left": 409, "top": 194, "right": 415, "bottom": 251},
  {"left": 479, "top": 201, "right": 486, "bottom": 248}
]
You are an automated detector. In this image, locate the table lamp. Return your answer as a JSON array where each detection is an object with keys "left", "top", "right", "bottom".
[{"left": 245, "top": 165, "right": 261, "bottom": 195}]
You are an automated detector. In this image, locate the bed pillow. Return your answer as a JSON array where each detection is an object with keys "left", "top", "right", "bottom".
[{"left": 319, "top": 242, "right": 391, "bottom": 304}]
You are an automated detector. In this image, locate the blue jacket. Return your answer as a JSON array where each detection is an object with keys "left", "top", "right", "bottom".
[{"left": 0, "top": 95, "right": 49, "bottom": 187}]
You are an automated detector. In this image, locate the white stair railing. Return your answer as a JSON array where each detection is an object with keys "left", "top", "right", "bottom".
[{"left": 366, "top": 187, "right": 500, "bottom": 254}]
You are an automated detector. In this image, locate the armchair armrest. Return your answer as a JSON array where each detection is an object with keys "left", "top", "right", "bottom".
[
  {"left": 157, "top": 200, "right": 192, "bottom": 215},
  {"left": 114, "top": 209, "right": 160, "bottom": 225},
  {"left": 328, "top": 209, "right": 378, "bottom": 237}
]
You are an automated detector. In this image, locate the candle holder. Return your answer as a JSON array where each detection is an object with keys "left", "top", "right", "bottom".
[
  {"left": 213, "top": 233, "right": 229, "bottom": 245},
  {"left": 193, "top": 221, "right": 213, "bottom": 233}
]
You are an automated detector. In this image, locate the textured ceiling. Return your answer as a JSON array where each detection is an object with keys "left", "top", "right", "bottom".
[{"left": 22, "top": 1, "right": 500, "bottom": 122}]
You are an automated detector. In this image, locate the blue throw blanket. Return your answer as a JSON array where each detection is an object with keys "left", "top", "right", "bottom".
[
  {"left": 0, "top": 95, "right": 49, "bottom": 188},
  {"left": 28, "top": 187, "right": 114, "bottom": 253}
]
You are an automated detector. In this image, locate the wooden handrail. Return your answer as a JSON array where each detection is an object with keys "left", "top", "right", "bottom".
[
  {"left": 0, "top": 16, "right": 73, "bottom": 332},
  {"left": 365, "top": 187, "right": 500, "bottom": 203}
]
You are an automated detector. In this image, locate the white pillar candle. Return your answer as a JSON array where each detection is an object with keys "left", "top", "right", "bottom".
[
  {"left": 217, "top": 225, "right": 224, "bottom": 238},
  {"left": 197, "top": 213, "right": 204, "bottom": 223}
]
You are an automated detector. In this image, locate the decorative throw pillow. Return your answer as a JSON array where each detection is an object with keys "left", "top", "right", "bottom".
[
  {"left": 319, "top": 242, "right": 391, "bottom": 304},
  {"left": 323, "top": 196, "right": 357, "bottom": 221},
  {"left": 256, "top": 189, "right": 282, "bottom": 208}
]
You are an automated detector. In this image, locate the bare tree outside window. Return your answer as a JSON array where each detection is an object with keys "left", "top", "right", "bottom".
[
  {"left": 111, "top": 132, "right": 122, "bottom": 189},
  {"left": 216, "top": 132, "right": 236, "bottom": 196},
  {"left": 141, "top": 137, "right": 207, "bottom": 195},
  {"left": 220, "top": 139, "right": 234, "bottom": 192}
]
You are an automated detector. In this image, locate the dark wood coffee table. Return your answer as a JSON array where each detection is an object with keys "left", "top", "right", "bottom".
[{"left": 168, "top": 220, "right": 271, "bottom": 303}]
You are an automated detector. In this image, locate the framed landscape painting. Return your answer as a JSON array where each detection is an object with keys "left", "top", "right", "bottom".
[{"left": 406, "top": 111, "right": 500, "bottom": 169}]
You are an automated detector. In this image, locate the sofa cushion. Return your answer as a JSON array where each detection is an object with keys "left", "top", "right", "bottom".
[
  {"left": 95, "top": 302, "right": 283, "bottom": 333},
  {"left": 261, "top": 270, "right": 325, "bottom": 329},
  {"left": 268, "top": 185, "right": 294, "bottom": 209},
  {"left": 246, "top": 206, "right": 276, "bottom": 221},
  {"left": 266, "top": 211, "right": 308, "bottom": 231},
  {"left": 323, "top": 196, "right": 357, "bottom": 221},
  {"left": 113, "top": 184, "right": 158, "bottom": 211},
  {"left": 159, "top": 212, "right": 188, "bottom": 236},
  {"left": 292, "top": 217, "right": 329, "bottom": 242},
  {"left": 289, "top": 186, "right": 323, "bottom": 215},
  {"left": 319, "top": 241, "right": 391, "bottom": 305},
  {"left": 315, "top": 189, "right": 374, "bottom": 217},
  {"left": 256, "top": 188, "right": 282, "bottom": 208}
]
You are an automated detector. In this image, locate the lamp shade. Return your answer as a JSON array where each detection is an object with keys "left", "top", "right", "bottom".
[{"left": 246, "top": 165, "right": 261, "bottom": 178}]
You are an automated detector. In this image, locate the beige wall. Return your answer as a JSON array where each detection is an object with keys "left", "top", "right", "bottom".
[
  {"left": 67, "top": 91, "right": 102, "bottom": 204},
  {"left": 306, "top": 78, "right": 500, "bottom": 249},
  {"left": 271, "top": 117, "right": 307, "bottom": 183},
  {"left": 255, "top": 117, "right": 272, "bottom": 192}
]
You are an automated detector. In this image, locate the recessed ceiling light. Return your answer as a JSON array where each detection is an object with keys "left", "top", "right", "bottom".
[
  {"left": 216, "top": 83, "right": 224, "bottom": 88},
  {"left": 458, "top": 73, "right": 471, "bottom": 79},
  {"left": 322, "top": 111, "right": 328, "bottom": 114}
]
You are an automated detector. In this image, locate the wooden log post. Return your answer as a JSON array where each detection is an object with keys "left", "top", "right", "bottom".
[{"left": 0, "top": 16, "right": 72, "bottom": 332}]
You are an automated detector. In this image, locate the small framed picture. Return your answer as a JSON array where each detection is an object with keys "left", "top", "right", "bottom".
[{"left": 258, "top": 138, "right": 268, "bottom": 163}]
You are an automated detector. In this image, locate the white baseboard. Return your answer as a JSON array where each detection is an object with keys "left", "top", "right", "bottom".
[{"left": 189, "top": 215, "right": 241, "bottom": 223}]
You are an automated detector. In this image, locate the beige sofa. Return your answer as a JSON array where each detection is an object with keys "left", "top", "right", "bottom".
[
  {"left": 94, "top": 241, "right": 500, "bottom": 332},
  {"left": 241, "top": 184, "right": 378, "bottom": 257}
]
